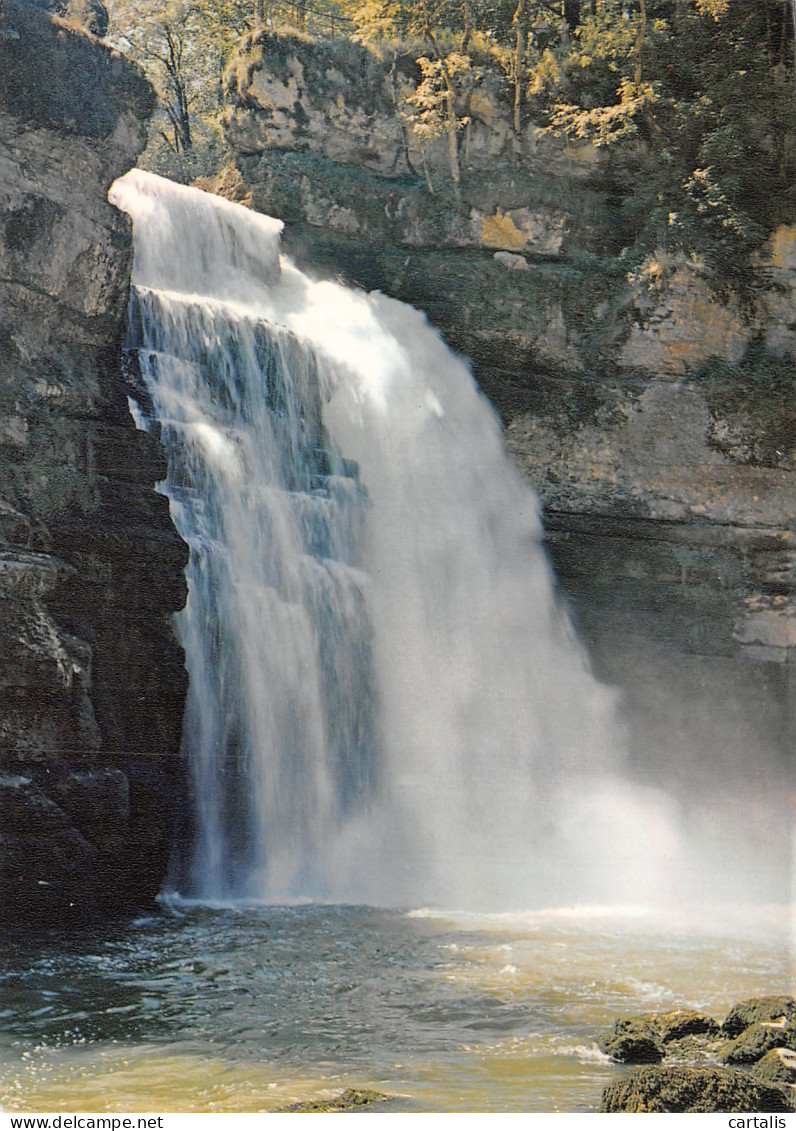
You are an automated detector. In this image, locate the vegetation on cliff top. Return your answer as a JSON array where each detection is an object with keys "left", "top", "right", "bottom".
[{"left": 106, "top": 0, "right": 794, "bottom": 279}]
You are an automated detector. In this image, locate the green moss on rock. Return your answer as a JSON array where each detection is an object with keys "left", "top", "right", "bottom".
[
  {"left": 723, "top": 997, "right": 796, "bottom": 1038},
  {"left": 597, "top": 1019, "right": 665, "bottom": 1064},
  {"left": 278, "top": 1088, "right": 392, "bottom": 1112},
  {"left": 754, "top": 1049, "right": 796, "bottom": 1087},
  {"left": 600, "top": 1067, "right": 795, "bottom": 1114},
  {"left": 722, "top": 1023, "right": 796, "bottom": 1066}
]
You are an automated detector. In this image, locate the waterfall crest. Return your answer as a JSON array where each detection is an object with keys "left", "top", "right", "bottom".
[{"left": 110, "top": 169, "right": 681, "bottom": 910}]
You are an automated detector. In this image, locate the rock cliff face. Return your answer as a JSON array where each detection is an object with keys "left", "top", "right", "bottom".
[
  {"left": 221, "top": 30, "right": 793, "bottom": 873},
  {"left": 0, "top": 0, "right": 188, "bottom": 923}
]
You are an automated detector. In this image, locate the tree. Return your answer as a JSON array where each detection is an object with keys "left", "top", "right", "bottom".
[
  {"left": 107, "top": 2, "right": 199, "bottom": 153},
  {"left": 512, "top": 0, "right": 531, "bottom": 135},
  {"left": 351, "top": 0, "right": 512, "bottom": 187},
  {"left": 543, "top": 0, "right": 665, "bottom": 147},
  {"left": 106, "top": 0, "right": 256, "bottom": 175},
  {"left": 402, "top": 51, "right": 480, "bottom": 188},
  {"left": 538, "top": 0, "right": 795, "bottom": 275}
]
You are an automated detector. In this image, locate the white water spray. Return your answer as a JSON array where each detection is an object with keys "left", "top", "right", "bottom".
[{"left": 110, "top": 169, "right": 686, "bottom": 911}]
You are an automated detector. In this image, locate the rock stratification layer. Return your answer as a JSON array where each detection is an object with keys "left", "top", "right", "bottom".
[{"left": 0, "top": 0, "right": 188, "bottom": 923}]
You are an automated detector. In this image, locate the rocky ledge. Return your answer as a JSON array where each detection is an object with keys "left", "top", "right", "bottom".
[
  {"left": 598, "top": 996, "right": 796, "bottom": 1113},
  {"left": 0, "top": 0, "right": 188, "bottom": 924}
]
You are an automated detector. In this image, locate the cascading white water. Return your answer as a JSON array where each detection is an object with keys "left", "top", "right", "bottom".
[{"left": 110, "top": 169, "right": 685, "bottom": 911}]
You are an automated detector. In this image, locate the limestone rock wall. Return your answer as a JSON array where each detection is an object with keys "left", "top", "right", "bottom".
[
  {"left": 0, "top": 0, "right": 188, "bottom": 923},
  {"left": 222, "top": 32, "right": 796, "bottom": 378},
  {"left": 220, "top": 31, "right": 794, "bottom": 872}
]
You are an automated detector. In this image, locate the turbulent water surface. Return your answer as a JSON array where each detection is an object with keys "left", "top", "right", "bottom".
[{"left": 1, "top": 903, "right": 791, "bottom": 1113}]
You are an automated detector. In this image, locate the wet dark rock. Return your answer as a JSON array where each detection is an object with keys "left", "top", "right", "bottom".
[
  {"left": 2, "top": 1, "right": 151, "bottom": 139},
  {"left": 599, "top": 1000, "right": 796, "bottom": 1113},
  {"left": 754, "top": 1049, "right": 796, "bottom": 1087},
  {"left": 278, "top": 1089, "right": 392, "bottom": 1112},
  {"left": 597, "top": 1011, "right": 720, "bottom": 1064},
  {"left": 665, "top": 1033, "right": 725, "bottom": 1063},
  {"left": 0, "top": 760, "right": 185, "bottom": 923},
  {"left": 64, "top": 0, "right": 109, "bottom": 36},
  {"left": 597, "top": 1018, "right": 665, "bottom": 1064},
  {"left": 723, "top": 998, "right": 796, "bottom": 1038},
  {"left": 722, "top": 1022, "right": 796, "bottom": 1066},
  {"left": 651, "top": 1009, "right": 721, "bottom": 1043},
  {"left": 0, "top": 0, "right": 186, "bottom": 924},
  {"left": 600, "top": 1067, "right": 795, "bottom": 1114},
  {"left": 18, "top": 0, "right": 108, "bottom": 37}
]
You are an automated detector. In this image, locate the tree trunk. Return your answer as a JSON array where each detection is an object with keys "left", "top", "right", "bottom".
[
  {"left": 563, "top": 0, "right": 580, "bottom": 29},
  {"left": 443, "top": 81, "right": 461, "bottom": 186},
  {"left": 513, "top": 0, "right": 530, "bottom": 137},
  {"left": 164, "top": 25, "right": 192, "bottom": 152},
  {"left": 634, "top": 0, "right": 646, "bottom": 87},
  {"left": 425, "top": 28, "right": 462, "bottom": 189},
  {"left": 460, "top": 0, "right": 474, "bottom": 52}
]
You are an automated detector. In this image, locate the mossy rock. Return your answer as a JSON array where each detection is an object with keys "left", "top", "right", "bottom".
[
  {"left": 597, "top": 1018, "right": 664, "bottom": 1063},
  {"left": 754, "top": 1049, "right": 796, "bottom": 1086},
  {"left": 597, "top": 1010, "right": 720, "bottom": 1063},
  {"left": 278, "top": 1088, "right": 391, "bottom": 1112},
  {"left": 723, "top": 997, "right": 796, "bottom": 1038},
  {"left": 600, "top": 1067, "right": 795, "bottom": 1113},
  {"left": 666, "top": 1032, "right": 725, "bottom": 1062},
  {"left": 722, "top": 1022, "right": 796, "bottom": 1066},
  {"left": 651, "top": 1009, "right": 721, "bottom": 1043}
]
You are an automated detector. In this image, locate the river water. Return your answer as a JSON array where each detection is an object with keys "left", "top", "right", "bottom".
[{"left": 1, "top": 901, "right": 790, "bottom": 1113}]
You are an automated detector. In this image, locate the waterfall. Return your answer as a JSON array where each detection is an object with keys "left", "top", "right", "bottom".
[{"left": 110, "top": 169, "right": 683, "bottom": 911}]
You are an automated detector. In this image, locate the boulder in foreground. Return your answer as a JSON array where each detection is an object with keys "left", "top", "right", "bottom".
[{"left": 600, "top": 1066, "right": 795, "bottom": 1113}]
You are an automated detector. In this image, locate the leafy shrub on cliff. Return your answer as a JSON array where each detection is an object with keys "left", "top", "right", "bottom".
[
  {"left": 535, "top": 1, "right": 795, "bottom": 280},
  {"left": 107, "top": 0, "right": 793, "bottom": 280},
  {"left": 346, "top": 1, "right": 794, "bottom": 276}
]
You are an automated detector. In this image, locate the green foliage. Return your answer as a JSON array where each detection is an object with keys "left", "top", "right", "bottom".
[
  {"left": 532, "top": 0, "right": 795, "bottom": 279},
  {"left": 348, "top": 0, "right": 487, "bottom": 186},
  {"left": 404, "top": 53, "right": 475, "bottom": 141},
  {"left": 349, "top": 0, "right": 516, "bottom": 49},
  {"left": 695, "top": 0, "right": 729, "bottom": 18},
  {"left": 345, "top": 0, "right": 794, "bottom": 258},
  {"left": 547, "top": 75, "right": 662, "bottom": 147},
  {"left": 107, "top": 0, "right": 793, "bottom": 280}
]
